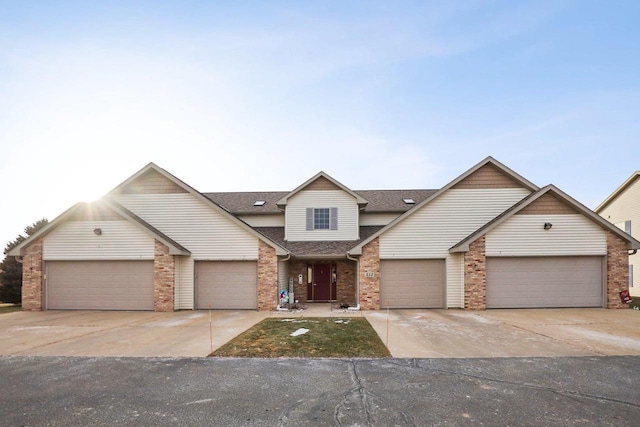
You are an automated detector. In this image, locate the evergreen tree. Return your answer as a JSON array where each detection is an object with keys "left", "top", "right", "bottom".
[{"left": 0, "top": 219, "right": 48, "bottom": 304}]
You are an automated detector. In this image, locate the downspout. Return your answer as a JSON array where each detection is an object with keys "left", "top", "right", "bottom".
[
  {"left": 276, "top": 253, "right": 292, "bottom": 311},
  {"left": 346, "top": 252, "right": 360, "bottom": 311}
]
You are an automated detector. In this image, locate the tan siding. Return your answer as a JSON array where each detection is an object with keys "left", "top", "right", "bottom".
[
  {"left": 486, "top": 214, "right": 607, "bottom": 256},
  {"left": 285, "top": 190, "right": 359, "bottom": 241},
  {"left": 598, "top": 177, "right": 640, "bottom": 296},
  {"left": 114, "top": 193, "right": 259, "bottom": 260},
  {"left": 359, "top": 212, "right": 401, "bottom": 226},
  {"left": 43, "top": 220, "right": 155, "bottom": 260},
  {"left": 239, "top": 214, "right": 285, "bottom": 227},
  {"left": 278, "top": 260, "right": 289, "bottom": 291},
  {"left": 380, "top": 188, "right": 530, "bottom": 259},
  {"left": 517, "top": 193, "right": 576, "bottom": 215},
  {"left": 446, "top": 254, "right": 464, "bottom": 308},
  {"left": 118, "top": 169, "right": 188, "bottom": 194},
  {"left": 68, "top": 204, "right": 123, "bottom": 221},
  {"left": 453, "top": 164, "right": 525, "bottom": 189},
  {"left": 305, "top": 176, "right": 341, "bottom": 191},
  {"left": 174, "top": 256, "right": 194, "bottom": 310}
]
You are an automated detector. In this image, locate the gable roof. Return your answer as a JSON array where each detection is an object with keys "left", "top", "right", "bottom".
[
  {"left": 595, "top": 171, "right": 640, "bottom": 213},
  {"left": 348, "top": 156, "right": 540, "bottom": 255},
  {"left": 106, "top": 162, "right": 289, "bottom": 256},
  {"left": 449, "top": 184, "right": 640, "bottom": 253},
  {"left": 204, "top": 189, "right": 437, "bottom": 214},
  {"left": 275, "top": 171, "right": 368, "bottom": 207},
  {"left": 8, "top": 199, "right": 192, "bottom": 257}
]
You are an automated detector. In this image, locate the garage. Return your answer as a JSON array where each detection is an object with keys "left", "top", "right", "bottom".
[
  {"left": 380, "top": 259, "right": 445, "bottom": 309},
  {"left": 195, "top": 261, "right": 257, "bottom": 309},
  {"left": 486, "top": 256, "right": 604, "bottom": 308},
  {"left": 46, "top": 260, "right": 154, "bottom": 310}
]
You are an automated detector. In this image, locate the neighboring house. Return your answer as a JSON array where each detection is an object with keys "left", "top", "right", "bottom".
[
  {"left": 596, "top": 171, "right": 640, "bottom": 297},
  {"left": 10, "top": 157, "right": 639, "bottom": 312}
]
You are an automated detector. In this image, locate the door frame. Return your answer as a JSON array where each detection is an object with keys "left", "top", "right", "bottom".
[{"left": 307, "top": 262, "right": 337, "bottom": 301}]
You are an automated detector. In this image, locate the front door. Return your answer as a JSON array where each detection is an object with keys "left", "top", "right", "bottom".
[{"left": 310, "top": 263, "right": 331, "bottom": 301}]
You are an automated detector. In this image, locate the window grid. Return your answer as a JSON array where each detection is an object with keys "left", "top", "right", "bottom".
[{"left": 314, "top": 208, "right": 330, "bottom": 230}]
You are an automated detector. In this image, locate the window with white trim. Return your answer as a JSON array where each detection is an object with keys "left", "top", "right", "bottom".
[{"left": 306, "top": 207, "right": 338, "bottom": 230}]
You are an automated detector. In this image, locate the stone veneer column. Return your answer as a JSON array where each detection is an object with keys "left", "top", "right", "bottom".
[
  {"left": 464, "top": 236, "right": 486, "bottom": 310},
  {"left": 257, "top": 241, "right": 278, "bottom": 311},
  {"left": 359, "top": 238, "right": 380, "bottom": 310},
  {"left": 22, "top": 239, "right": 43, "bottom": 311},
  {"left": 606, "top": 231, "right": 629, "bottom": 309},
  {"left": 154, "top": 240, "right": 175, "bottom": 312}
]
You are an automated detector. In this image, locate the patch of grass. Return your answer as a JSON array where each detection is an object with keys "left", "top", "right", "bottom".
[
  {"left": 630, "top": 297, "right": 640, "bottom": 310},
  {"left": 0, "top": 305, "right": 21, "bottom": 314},
  {"left": 210, "top": 317, "right": 390, "bottom": 358}
]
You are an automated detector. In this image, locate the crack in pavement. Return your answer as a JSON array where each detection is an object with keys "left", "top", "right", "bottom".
[{"left": 387, "top": 359, "right": 640, "bottom": 410}]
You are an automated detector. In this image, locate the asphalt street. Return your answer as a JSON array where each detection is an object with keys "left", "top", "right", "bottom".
[{"left": 0, "top": 356, "right": 639, "bottom": 426}]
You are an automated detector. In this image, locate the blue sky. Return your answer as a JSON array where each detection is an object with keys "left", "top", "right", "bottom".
[{"left": 1, "top": 1, "right": 639, "bottom": 246}]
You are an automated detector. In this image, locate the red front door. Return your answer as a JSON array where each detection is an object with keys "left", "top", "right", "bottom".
[{"left": 310, "top": 263, "right": 331, "bottom": 301}]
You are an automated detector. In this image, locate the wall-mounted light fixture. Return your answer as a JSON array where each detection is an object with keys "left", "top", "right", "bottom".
[
  {"left": 543, "top": 223, "right": 552, "bottom": 230},
  {"left": 93, "top": 228, "right": 102, "bottom": 235}
]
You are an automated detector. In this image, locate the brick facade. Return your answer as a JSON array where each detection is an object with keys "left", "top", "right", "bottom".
[
  {"left": 257, "top": 241, "right": 278, "bottom": 311},
  {"left": 359, "top": 238, "right": 380, "bottom": 310},
  {"left": 606, "top": 231, "right": 629, "bottom": 309},
  {"left": 153, "top": 240, "right": 175, "bottom": 312},
  {"left": 288, "top": 259, "right": 308, "bottom": 303},
  {"left": 464, "top": 236, "right": 486, "bottom": 310},
  {"left": 336, "top": 260, "right": 357, "bottom": 304},
  {"left": 21, "top": 238, "right": 43, "bottom": 311}
]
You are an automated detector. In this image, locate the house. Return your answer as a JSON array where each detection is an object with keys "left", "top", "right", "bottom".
[
  {"left": 10, "top": 157, "right": 638, "bottom": 312},
  {"left": 596, "top": 171, "right": 640, "bottom": 297}
]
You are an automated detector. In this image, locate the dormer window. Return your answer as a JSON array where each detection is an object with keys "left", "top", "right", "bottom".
[
  {"left": 403, "top": 198, "right": 415, "bottom": 204},
  {"left": 253, "top": 200, "right": 266, "bottom": 206}
]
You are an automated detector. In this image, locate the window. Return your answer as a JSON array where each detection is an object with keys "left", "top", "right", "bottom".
[
  {"left": 625, "top": 220, "right": 632, "bottom": 235},
  {"left": 306, "top": 207, "right": 338, "bottom": 230},
  {"left": 314, "top": 208, "right": 330, "bottom": 229},
  {"left": 630, "top": 265, "right": 634, "bottom": 288}
]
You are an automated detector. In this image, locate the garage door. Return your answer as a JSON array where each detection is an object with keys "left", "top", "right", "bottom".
[
  {"left": 486, "top": 256, "right": 603, "bottom": 308},
  {"left": 196, "top": 261, "right": 257, "bottom": 309},
  {"left": 380, "top": 259, "right": 445, "bottom": 309},
  {"left": 46, "top": 261, "right": 154, "bottom": 310}
]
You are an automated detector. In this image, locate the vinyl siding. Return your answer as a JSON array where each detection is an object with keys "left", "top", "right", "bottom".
[
  {"left": 486, "top": 214, "right": 607, "bottom": 256},
  {"left": 114, "top": 193, "right": 260, "bottom": 310},
  {"left": 446, "top": 254, "right": 464, "bottom": 308},
  {"left": 43, "top": 220, "right": 155, "bottom": 260},
  {"left": 380, "top": 188, "right": 530, "bottom": 258},
  {"left": 285, "top": 190, "right": 359, "bottom": 241},
  {"left": 278, "top": 260, "right": 289, "bottom": 291},
  {"left": 239, "top": 214, "right": 285, "bottom": 227},
  {"left": 359, "top": 212, "right": 401, "bottom": 226},
  {"left": 598, "top": 178, "right": 640, "bottom": 296}
]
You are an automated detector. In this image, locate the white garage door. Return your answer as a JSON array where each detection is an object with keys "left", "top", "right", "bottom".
[
  {"left": 486, "top": 256, "right": 603, "bottom": 308},
  {"left": 196, "top": 261, "right": 257, "bottom": 309},
  {"left": 380, "top": 259, "right": 445, "bottom": 309},
  {"left": 46, "top": 261, "right": 154, "bottom": 310}
]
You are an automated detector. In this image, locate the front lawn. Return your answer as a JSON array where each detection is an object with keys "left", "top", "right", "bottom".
[
  {"left": 210, "top": 317, "right": 390, "bottom": 358},
  {"left": 0, "top": 305, "right": 21, "bottom": 314}
]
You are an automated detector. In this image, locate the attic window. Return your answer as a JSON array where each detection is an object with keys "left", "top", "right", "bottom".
[
  {"left": 403, "top": 198, "right": 415, "bottom": 204},
  {"left": 253, "top": 200, "right": 266, "bottom": 206}
]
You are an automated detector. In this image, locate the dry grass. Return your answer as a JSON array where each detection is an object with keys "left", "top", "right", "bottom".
[
  {"left": 210, "top": 317, "right": 390, "bottom": 358},
  {"left": 0, "top": 305, "right": 21, "bottom": 314}
]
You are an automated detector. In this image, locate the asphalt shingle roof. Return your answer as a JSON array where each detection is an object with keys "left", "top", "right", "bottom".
[{"left": 204, "top": 189, "right": 437, "bottom": 214}]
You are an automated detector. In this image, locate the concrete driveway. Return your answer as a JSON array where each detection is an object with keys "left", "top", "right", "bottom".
[
  {"left": 1, "top": 308, "right": 639, "bottom": 358},
  {"left": 0, "top": 310, "right": 269, "bottom": 357},
  {"left": 364, "top": 308, "right": 640, "bottom": 358}
]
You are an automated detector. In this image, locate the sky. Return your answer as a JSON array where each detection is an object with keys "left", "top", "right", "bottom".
[{"left": 1, "top": 0, "right": 639, "bottom": 248}]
